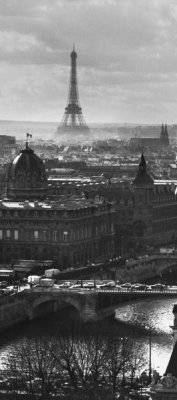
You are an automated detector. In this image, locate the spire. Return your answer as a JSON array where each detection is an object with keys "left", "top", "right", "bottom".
[
  {"left": 160, "top": 123, "right": 169, "bottom": 145},
  {"left": 133, "top": 152, "right": 153, "bottom": 185},
  {"left": 165, "top": 124, "right": 168, "bottom": 137},
  {"left": 139, "top": 150, "right": 146, "bottom": 173}
]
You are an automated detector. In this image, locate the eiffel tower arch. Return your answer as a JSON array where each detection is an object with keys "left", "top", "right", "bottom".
[{"left": 58, "top": 47, "right": 89, "bottom": 133}]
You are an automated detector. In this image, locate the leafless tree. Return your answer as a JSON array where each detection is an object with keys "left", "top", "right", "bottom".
[
  {"left": 2, "top": 337, "right": 62, "bottom": 399},
  {"left": 2, "top": 331, "right": 145, "bottom": 400}
]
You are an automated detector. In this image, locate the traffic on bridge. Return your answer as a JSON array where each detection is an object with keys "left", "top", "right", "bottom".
[{"left": 25, "top": 280, "right": 177, "bottom": 296}]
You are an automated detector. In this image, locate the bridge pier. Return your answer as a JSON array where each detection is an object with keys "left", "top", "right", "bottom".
[{"left": 79, "top": 294, "right": 99, "bottom": 322}]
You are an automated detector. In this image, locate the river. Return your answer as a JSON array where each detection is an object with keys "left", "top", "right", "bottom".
[{"left": 0, "top": 297, "right": 175, "bottom": 377}]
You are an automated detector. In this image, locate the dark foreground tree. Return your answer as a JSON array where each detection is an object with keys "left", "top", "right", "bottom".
[
  {"left": 2, "top": 337, "right": 62, "bottom": 399},
  {"left": 1, "top": 332, "right": 146, "bottom": 399}
]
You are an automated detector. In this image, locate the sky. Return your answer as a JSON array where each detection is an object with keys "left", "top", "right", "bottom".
[{"left": 0, "top": 0, "right": 177, "bottom": 124}]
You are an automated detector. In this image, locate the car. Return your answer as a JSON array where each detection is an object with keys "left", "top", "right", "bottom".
[
  {"left": 121, "top": 282, "right": 132, "bottom": 288},
  {"left": 131, "top": 283, "right": 146, "bottom": 291},
  {"left": 144, "top": 285, "right": 152, "bottom": 290},
  {"left": 56, "top": 281, "right": 71, "bottom": 288},
  {"left": 98, "top": 283, "right": 115, "bottom": 289},
  {"left": 69, "top": 284, "right": 81, "bottom": 289},
  {"left": 151, "top": 283, "right": 166, "bottom": 291},
  {"left": 82, "top": 282, "right": 94, "bottom": 288}
]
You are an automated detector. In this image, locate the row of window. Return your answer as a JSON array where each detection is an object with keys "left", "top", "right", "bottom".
[
  {"left": 0, "top": 229, "right": 19, "bottom": 240},
  {"left": 153, "top": 218, "right": 177, "bottom": 232},
  {"left": 0, "top": 229, "right": 66, "bottom": 241},
  {"left": 0, "top": 224, "right": 114, "bottom": 241},
  {"left": 0, "top": 205, "right": 108, "bottom": 219}
]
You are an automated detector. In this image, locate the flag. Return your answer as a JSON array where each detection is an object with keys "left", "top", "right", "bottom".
[{"left": 27, "top": 133, "right": 32, "bottom": 138}]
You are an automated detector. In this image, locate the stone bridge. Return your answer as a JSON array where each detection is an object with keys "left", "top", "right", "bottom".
[{"left": 1, "top": 286, "right": 177, "bottom": 333}]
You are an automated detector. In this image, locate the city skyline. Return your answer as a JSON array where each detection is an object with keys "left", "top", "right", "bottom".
[{"left": 0, "top": 0, "right": 177, "bottom": 124}]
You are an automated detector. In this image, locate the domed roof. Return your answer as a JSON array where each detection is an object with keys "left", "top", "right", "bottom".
[{"left": 7, "top": 144, "right": 48, "bottom": 200}]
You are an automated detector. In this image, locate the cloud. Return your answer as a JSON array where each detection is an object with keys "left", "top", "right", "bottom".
[{"left": 0, "top": 0, "right": 177, "bottom": 122}]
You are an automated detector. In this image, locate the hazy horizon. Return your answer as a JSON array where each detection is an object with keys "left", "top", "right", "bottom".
[{"left": 0, "top": 119, "right": 172, "bottom": 127}]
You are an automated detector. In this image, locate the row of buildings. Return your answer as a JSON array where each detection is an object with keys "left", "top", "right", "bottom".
[{"left": 1, "top": 134, "right": 177, "bottom": 265}]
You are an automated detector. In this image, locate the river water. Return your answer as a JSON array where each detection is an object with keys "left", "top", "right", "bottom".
[{"left": 0, "top": 297, "right": 175, "bottom": 377}]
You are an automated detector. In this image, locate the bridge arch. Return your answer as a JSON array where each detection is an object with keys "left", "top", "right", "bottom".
[{"left": 26, "top": 293, "right": 84, "bottom": 320}]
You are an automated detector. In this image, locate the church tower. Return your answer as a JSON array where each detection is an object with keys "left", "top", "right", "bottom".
[
  {"left": 160, "top": 123, "right": 169, "bottom": 146},
  {"left": 132, "top": 152, "right": 154, "bottom": 244}
]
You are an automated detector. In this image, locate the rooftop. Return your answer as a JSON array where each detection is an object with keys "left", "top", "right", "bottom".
[{"left": 0, "top": 197, "right": 107, "bottom": 211}]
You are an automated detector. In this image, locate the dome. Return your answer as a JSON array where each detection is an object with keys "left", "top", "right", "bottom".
[{"left": 7, "top": 144, "right": 48, "bottom": 200}]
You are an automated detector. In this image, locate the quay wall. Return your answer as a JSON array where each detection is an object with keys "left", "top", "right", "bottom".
[
  {"left": 115, "top": 257, "right": 177, "bottom": 283},
  {"left": 0, "top": 293, "right": 27, "bottom": 332}
]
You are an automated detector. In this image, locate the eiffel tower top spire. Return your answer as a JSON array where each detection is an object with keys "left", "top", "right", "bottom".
[{"left": 59, "top": 47, "right": 89, "bottom": 133}]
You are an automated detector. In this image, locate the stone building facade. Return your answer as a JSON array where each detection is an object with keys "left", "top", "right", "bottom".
[
  {"left": 92, "top": 153, "right": 177, "bottom": 253},
  {"left": 0, "top": 145, "right": 116, "bottom": 267}
]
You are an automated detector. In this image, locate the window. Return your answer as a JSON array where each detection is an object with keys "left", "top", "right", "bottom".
[
  {"left": 14, "top": 230, "right": 19, "bottom": 240},
  {"left": 0, "top": 230, "right": 2, "bottom": 239},
  {"left": 53, "top": 231, "right": 57, "bottom": 241},
  {"left": 111, "top": 223, "right": 114, "bottom": 233},
  {"left": 26, "top": 230, "right": 30, "bottom": 240},
  {"left": 34, "top": 230, "right": 39, "bottom": 240},
  {"left": 6, "top": 230, "right": 10, "bottom": 239},
  {"left": 63, "top": 231, "right": 68, "bottom": 241},
  {"left": 43, "top": 230, "right": 47, "bottom": 241}
]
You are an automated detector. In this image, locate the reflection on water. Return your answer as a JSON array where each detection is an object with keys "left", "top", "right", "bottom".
[
  {"left": 0, "top": 298, "right": 175, "bottom": 376},
  {"left": 115, "top": 298, "right": 174, "bottom": 333},
  {"left": 115, "top": 298, "right": 174, "bottom": 374}
]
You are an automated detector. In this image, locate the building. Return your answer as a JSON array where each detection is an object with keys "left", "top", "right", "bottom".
[
  {"left": 0, "top": 144, "right": 116, "bottom": 267},
  {"left": 90, "top": 153, "right": 177, "bottom": 253},
  {"left": 0, "top": 135, "right": 17, "bottom": 162},
  {"left": 129, "top": 124, "right": 169, "bottom": 151}
]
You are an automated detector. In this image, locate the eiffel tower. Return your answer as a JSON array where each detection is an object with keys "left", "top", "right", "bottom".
[{"left": 59, "top": 46, "right": 89, "bottom": 132}]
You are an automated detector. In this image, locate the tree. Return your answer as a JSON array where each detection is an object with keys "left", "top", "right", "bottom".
[
  {"left": 2, "top": 337, "right": 62, "bottom": 399},
  {"left": 1, "top": 331, "right": 146, "bottom": 400}
]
